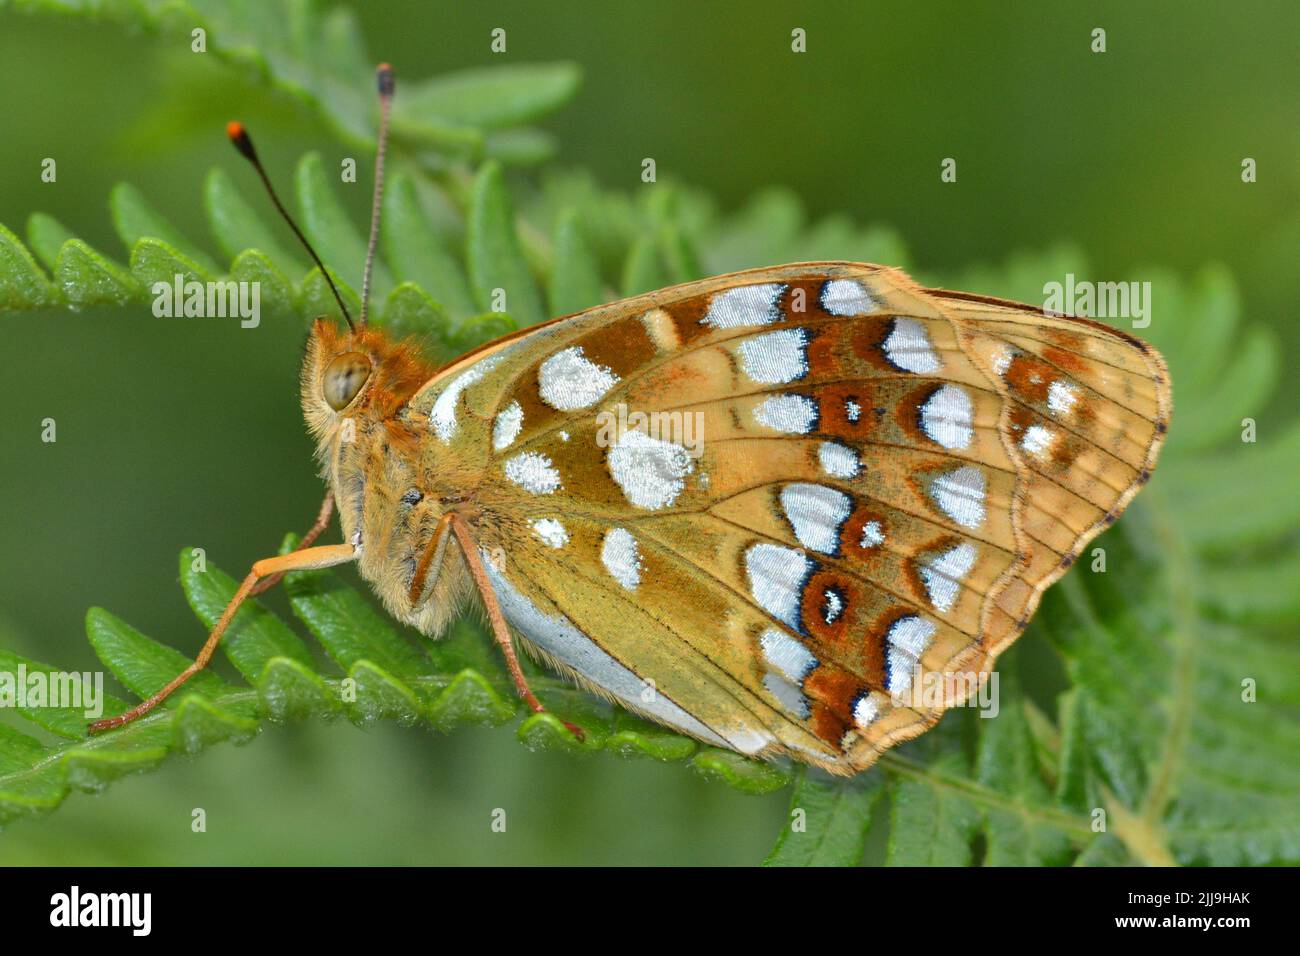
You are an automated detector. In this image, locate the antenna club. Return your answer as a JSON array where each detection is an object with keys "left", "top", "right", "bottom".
[
  {"left": 222, "top": 117, "right": 354, "bottom": 331},
  {"left": 226, "top": 121, "right": 257, "bottom": 162},
  {"left": 377, "top": 62, "right": 395, "bottom": 97}
]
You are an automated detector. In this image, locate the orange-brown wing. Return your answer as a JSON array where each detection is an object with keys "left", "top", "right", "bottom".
[
  {"left": 409, "top": 263, "right": 1169, "bottom": 773},
  {"left": 929, "top": 289, "right": 1172, "bottom": 668}
]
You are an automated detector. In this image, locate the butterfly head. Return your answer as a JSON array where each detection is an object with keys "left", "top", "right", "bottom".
[{"left": 300, "top": 318, "right": 436, "bottom": 463}]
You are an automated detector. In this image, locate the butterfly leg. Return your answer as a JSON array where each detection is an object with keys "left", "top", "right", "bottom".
[
  {"left": 88, "top": 542, "right": 358, "bottom": 734},
  {"left": 249, "top": 492, "right": 336, "bottom": 596},
  {"left": 449, "top": 514, "right": 586, "bottom": 742}
]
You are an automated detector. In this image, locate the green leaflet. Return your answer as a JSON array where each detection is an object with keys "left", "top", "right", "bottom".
[
  {"left": 129, "top": 238, "right": 213, "bottom": 290},
  {"left": 974, "top": 665, "right": 1073, "bottom": 866},
  {"left": 466, "top": 161, "right": 546, "bottom": 327},
  {"left": 0, "top": 647, "right": 129, "bottom": 740},
  {"left": 690, "top": 749, "right": 791, "bottom": 795},
  {"left": 379, "top": 282, "right": 451, "bottom": 348},
  {"left": 548, "top": 208, "right": 605, "bottom": 316},
  {"left": 229, "top": 249, "right": 296, "bottom": 320},
  {"left": 298, "top": 265, "right": 361, "bottom": 322},
  {"left": 0, "top": 223, "right": 54, "bottom": 308},
  {"left": 621, "top": 234, "right": 670, "bottom": 297},
  {"left": 55, "top": 239, "right": 142, "bottom": 307},
  {"left": 294, "top": 152, "right": 393, "bottom": 305},
  {"left": 111, "top": 182, "right": 220, "bottom": 276},
  {"left": 285, "top": 561, "right": 432, "bottom": 681},
  {"left": 398, "top": 63, "right": 582, "bottom": 131},
  {"left": 86, "top": 607, "right": 237, "bottom": 707},
  {"left": 180, "top": 547, "right": 316, "bottom": 677},
  {"left": 205, "top": 167, "right": 306, "bottom": 277},
  {"left": 25, "top": 213, "right": 75, "bottom": 272},
  {"left": 382, "top": 170, "right": 477, "bottom": 322},
  {"left": 765, "top": 768, "right": 884, "bottom": 866},
  {"left": 484, "top": 128, "right": 559, "bottom": 167}
]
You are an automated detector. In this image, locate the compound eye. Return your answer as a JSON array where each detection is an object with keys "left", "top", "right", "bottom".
[{"left": 322, "top": 352, "right": 371, "bottom": 410}]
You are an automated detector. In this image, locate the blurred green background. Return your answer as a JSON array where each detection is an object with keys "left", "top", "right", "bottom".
[{"left": 0, "top": 0, "right": 1296, "bottom": 864}]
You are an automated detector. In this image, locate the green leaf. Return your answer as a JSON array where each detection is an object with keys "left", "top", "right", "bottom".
[
  {"left": 0, "top": 647, "right": 127, "bottom": 739},
  {"left": 284, "top": 562, "right": 431, "bottom": 680},
  {"left": 0, "top": 223, "right": 55, "bottom": 308},
  {"left": 297, "top": 265, "right": 361, "bottom": 322},
  {"left": 549, "top": 208, "right": 605, "bottom": 315},
  {"left": 294, "top": 152, "right": 392, "bottom": 304},
  {"left": 883, "top": 721, "right": 985, "bottom": 866},
  {"left": 426, "top": 668, "right": 516, "bottom": 730},
  {"left": 691, "top": 749, "right": 792, "bottom": 795},
  {"left": 518, "top": 711, "right": 593, "bottom": 753},
  {"left": 345, "top": 659, "right": 423, "bottom": 726},
  {"left": 0, "top": 725, "right": 65, "bottom": 820},
  {"left": 975, "top": 669, "right": 1072, "bottom": 865},
  {"left": 0, "top": 524, "right": 758, "bottom": 824},
  {"left": 1144, "top": 266, "right": 1278, "bottom": 453},
  {"left": 603, "top": 712, "right": 698, "bottom": 762},
  {"left": 378, "top": 281, "right": 450, "bottom": 344},
  {"left": 128, "top": 237, "right": 212, "bottom": 289},
  {"left": 765, "top": 768, "right": 883, "bottom": 866},
  {"left": 168, "top": 694, "right": 260, "bottom": 754},
  {"left": 466, "top": 161, "right": 545, "bottom": 327},
  {"left": 445, "top": 312, "right": 517, "bottom": 353},
  {"left": 1200, "top": 549, "right": 1300, "bottom": 624},
  {"left": 381, "top": 170, "right": 478, "bottom": 321},
  {"left": 55, "top": 239, "right": 142, "bottom": 306},
  {"left": 621, "top": 234, "right": 669, "bottom": 296},
  {"left": 179, "top": 548, "right": 315, "bottom": 678},
  {"left": 1160, "top": 420, "right": 1300, "bottom": 554},
  {"left": 204, "top": 166, "right": 305, "bottom": 277},
  {"left": 110, "top": 182, "right": 219, "bottom": 274},
  {"left": 657, "top": 224, "right": 703, "bottom": 284},
  {"left": 256, "top": 656, "right": 339, "bottom": 722},
  {"left": 16, "top": 0, "right": 473, "bottom": 154},
  {"left": 229, "top": 248, "right": 295, "bottom": 317},
  {"left": 82, "top": 607, "right": 259, "bottom": 757},
  {"left": 85, "top": 607, "right": 234, "bottom": 705},
  {"left": 399, "top": 63, "right": 582, "bottom": 131},
  {"left": 484, "top": 128, "right": 559, "bottom": 167},
  {"left": 701, "top": 187, "right": 805, "bottom": 272},
  {"left": 26, "top": 212, "right": 75, "bottom": 272}
]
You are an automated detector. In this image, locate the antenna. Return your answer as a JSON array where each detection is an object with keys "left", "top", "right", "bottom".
[
  {"left": 225, "top": 120, "right": 355, "bottom": 332},
  {"left": 360, "top": 62, "right": 395, "bottom": 326}
]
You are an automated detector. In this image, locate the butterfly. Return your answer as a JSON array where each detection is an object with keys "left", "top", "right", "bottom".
[{"left": 90, "top": 65, "right": 1172, "bottom": 776}]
